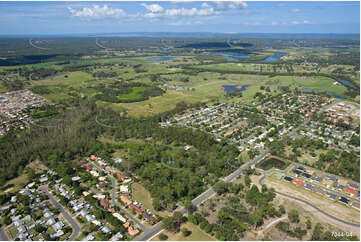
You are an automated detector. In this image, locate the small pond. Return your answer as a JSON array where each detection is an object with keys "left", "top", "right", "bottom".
[
  {"left": 222, "top": 84, "right": 247, "bottom": 92},
  {"left": 147, "top": 56, "right": 179, "bottom": 62},
  {"left": 301, "top": 89, "right": 346, "bottom": 99},
  {"left": 339, "top": 80, "right": 357, "bottom": 89}
]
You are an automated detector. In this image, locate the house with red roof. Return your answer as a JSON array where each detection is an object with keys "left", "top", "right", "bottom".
[
  {"left": 293, "top": 179, "right": 303, "bottom": 186},
  {"left": 120, "top": 195, "right": 132, "bottom": 206},
  {"left": 346, "top": 187, "right": 357, "bottom": 196},
  {"left": 81, "top": 164, "right": 91, "bottom": 171},
  {"left": 130, "top": 204, "right": 143, "bottom": 214},
  {"left": 100, "top": 199, "right": 110, "bottom": 209},
  {"left": 116, "top": 172, "right": 127, "bottom": 181}
]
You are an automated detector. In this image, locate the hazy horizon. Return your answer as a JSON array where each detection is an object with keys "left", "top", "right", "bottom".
[{"left": 0, "top": 1, "right": 359, "bottom": 35}]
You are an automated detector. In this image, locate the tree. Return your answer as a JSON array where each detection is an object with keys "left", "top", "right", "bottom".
[
  {"left": 35, "top": 225, "right": 46, "bottom": 233},
  {"left": 311, "top": 223, "right": 323, "bottom": 240},
  {"left": 306, "top": 218, "right": 312, "bottom": 229},
  {"left": 288, "top": 209, "right": 300, "bottom": 223},
  {"left": 276, "top": 221, "right": 290, "bottom": 232},
  {"left": 181, "top": 228, "right": 191, "bottom": 237},
  {"left": 187, "top": 214, "right": 197, "bottom": 225},
  {"left": 278, "top": 205, "right": 286, "bottom": 214},
  {"left": 159, "top": 233, "right": 168, "bottom": 241},
  {"left": 213, "top": 181, "right": 229, "bottom": 195},
  {"left": 294, "top": 227, "right": 307, "bottom": 239},
  {"left": 163, "top": 212, "right": 186, "bottom": 233},
  {"left": 244, "top": 175, "right": 251, "bottom": 187},
  {"left": 2, "top": 216, "right": 11, "bottom": 226},
  {"left": 184, "top": 200, "right": 195, "bottom": 214},
  {"left": 95, "top": 209, "right": 105, "bottom": 220}
]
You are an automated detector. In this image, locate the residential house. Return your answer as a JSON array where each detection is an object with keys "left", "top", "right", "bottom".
[
  {"left": 113, "top": 213, "right": 127, "bottom": 223},
  {"left": 120, "top": 196, "right": 132, "bottom": 206},
  {"left": 120, "top": 185, "right": 129, "bottom": 193}
]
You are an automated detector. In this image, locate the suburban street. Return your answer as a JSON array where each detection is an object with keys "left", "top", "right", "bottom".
[
  {"left": 108, "top": 175, "right": 148, "bottom": 231},
  {"left": 89, "top": 160, "right": 148, "bottom": 232},
  {"left": 39, "top": 186, "right": 80, "bottom": 241}
]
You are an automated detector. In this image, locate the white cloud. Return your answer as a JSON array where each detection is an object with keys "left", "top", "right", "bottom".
[
  {"left": 164, "top": 7, "right": 219, "bottom": 17},
  {"left": 141, "top": 4, "right": 164, "bottom": 13},
  {"left": 291, "top": 8, "right": 301, "bottom": 13},
  {"left": 201, "top": 3, "right": 210, "bottom": 8},
  {"left": 228, "top": 1, "right": 248, "bottom": 9},
  {"left": 214, "top": 1, "right": 248, "bottom": 10},
  {"left": 68, "top": 3, "right": 224, "bottom": 21},
  {"left": 292, "top": 20, "right": 310, "bottom": 25},
  {"left": 68, "top": 5, "right": 126, "bottom": 19}
]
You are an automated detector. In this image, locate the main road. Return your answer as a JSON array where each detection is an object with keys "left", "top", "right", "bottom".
[
  {"left": 39, "top": 186, "right": 80, "bottom": 241},
  {"left": 134, "top": 150, "right": 270, "bottom": 241}
]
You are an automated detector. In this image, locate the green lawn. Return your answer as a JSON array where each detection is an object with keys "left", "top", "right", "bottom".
[{"left": 117, "top": 87, "right": 146, "bottom": 100}]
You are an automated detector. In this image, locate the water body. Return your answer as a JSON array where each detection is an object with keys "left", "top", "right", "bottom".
[
  {"left": 214, "top": 51, "right": 288, "bottom": 63},
  {"left": 339, "top": 80, "right": 357, "bottom": 89},
  {"left": 147, "top": 56, "right": 179, "bottom": 62},
  {"left": 44, "top": 73, "right": 59, "bottom": 80},
  {"left": 261, "top": 51, "right": 287, "bottom": 63},
  {"left": 224, "top": 56, "right": 239, "bottom": 62},
  {"left": 301, "top": 89, "right": 346, "bottom": 99},
  {"left": 222, "top": 84, "right": 247, "bottom": 92},
  {"left": 215, "top": 51, "right": 252, "bottom": 61}
]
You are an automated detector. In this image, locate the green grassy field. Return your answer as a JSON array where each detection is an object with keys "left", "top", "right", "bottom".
[
  {"left": 117, "top": 87, "right": 146, "bottom": 100},
  {"left": 115, "top": 90, "right": 207, "bottom": 117}
]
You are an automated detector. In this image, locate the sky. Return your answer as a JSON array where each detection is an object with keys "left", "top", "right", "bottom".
[{"left": 0, "top": 1, "right": 359, "bottom": 35}]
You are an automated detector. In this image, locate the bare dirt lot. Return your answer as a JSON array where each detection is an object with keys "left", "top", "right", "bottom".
[{"left": 265, "top": 177, "right": 360, "bottom": 237}]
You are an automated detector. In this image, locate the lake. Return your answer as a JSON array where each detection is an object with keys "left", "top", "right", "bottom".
[
  {"left": 301, "top": 89, "right": 346, "bottom": 99},
  {"left": 214, "top": 51, "right": 288, "bottom": 63},
  {"left": 215, "top": 51, "right": 252, "bottom": 61},
  {"left": 261, "top": 51, "right": 287, "bottom": 63},
  {"left": 222, "top": 84, "right": 247, "bottom": 92},
  {"left": 339, "top": 80, "right": 357, "bottom": 89},
  {"left": 44, "top": 73, "right": 59, "bottom": 80},
  {"left": 147, "top": 56, "right": 179, "bottom": 62}
]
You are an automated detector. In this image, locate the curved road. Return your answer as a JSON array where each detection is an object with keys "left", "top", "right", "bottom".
[
  {"left": 258, "top": 173, "right": 360, "bottom": 228},
  {"left": 39, "top": 186, "right": 80, "bottom": 241},
  {"left": 264, "top": 216, "right": 287, "bottom": 230}
]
